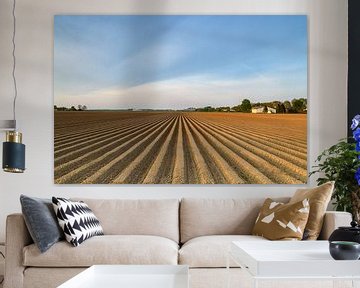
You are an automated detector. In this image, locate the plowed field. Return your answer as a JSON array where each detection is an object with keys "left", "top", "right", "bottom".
[{"left": 54, "top": 111, "right": 307, "bottom": 184}]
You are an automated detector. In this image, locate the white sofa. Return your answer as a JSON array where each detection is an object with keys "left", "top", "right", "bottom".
[{"left": 4, "top": 198, "right": 352, "bottom": 288}]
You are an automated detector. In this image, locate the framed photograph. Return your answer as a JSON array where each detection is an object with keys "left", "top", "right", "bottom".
[{"left": 54, "top": 15, "right": 307, "bottom": 184}]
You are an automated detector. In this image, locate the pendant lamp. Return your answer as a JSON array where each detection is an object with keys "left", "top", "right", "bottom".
[{"left": 1, "top": 0, "right": 26, "bottom": 173}]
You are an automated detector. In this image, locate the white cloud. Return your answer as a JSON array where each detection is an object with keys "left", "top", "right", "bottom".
[{"left": 54, "top": 73, "right": 307, "bottom": 110}]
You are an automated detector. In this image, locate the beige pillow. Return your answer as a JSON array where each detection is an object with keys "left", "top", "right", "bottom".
[
  {"left": 289, "top": 181, "right": 334, "bottom": 240},
  {"left": 252, "top": 198, "right": 310, "bottom": 240}
]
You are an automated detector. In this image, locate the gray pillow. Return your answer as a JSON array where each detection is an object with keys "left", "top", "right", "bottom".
[{"left": 20, "top": 195, "right": 64, "bottom": 253}]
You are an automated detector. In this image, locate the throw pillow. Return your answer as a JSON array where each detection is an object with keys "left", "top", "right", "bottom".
[
  {"left": 252, "top": 198, "right": 310, "bottom": 240},
  {"left": 52, "top": 197, "right": 104, "bottom": 247},
  {"left": 20, "top": 195, "right": 64, "bottom": 253},
  {"left": 289, "top": 181, "right": 334, "bottom": 240}
]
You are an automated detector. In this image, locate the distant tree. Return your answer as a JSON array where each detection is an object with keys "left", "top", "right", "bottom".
[
  {"left": 240, "top": 99, "right": 252, "bottom": 113},
  {"left": 299, "top": 98, "right": 307, "bottom": 111},
  {"left": 276, "top": 103, "right": 286, "bottom": 113},
  {"left": 70, "top": 106, "right": 77, "bottom": 111},
  {"left": 283, "top": 101, "right": 292, "bottom": 113},
  {"left": 196, "top": 106, "right": 216, "bottom": 112},
  {"left": 82, "top": 105, "right": 87, "bottom": 111},
  {"left": 54, "top": 105, "right": 57, "bottom": 110},
  {"left": 263, "top": 106, "right": 268, "bottom": 113},
  {"left": 232, "top": 105, "right": 241, "bottom": 112},
  {"left": 292, "top": 99, "right": 305, "bottom": 113}
]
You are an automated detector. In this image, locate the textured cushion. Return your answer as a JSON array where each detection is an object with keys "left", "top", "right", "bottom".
[
  {"left": 180, "top": 198, "right": 289, "bottom": 243},
  {"left": 52, "top": 197, "right": 103, "bottom": 247},
  {"left": 20, "top": 195, "right": 64, "bottom": 253},
  {"left": 23, "top": 235, "right": 179, "bottom": 267},
  {"left": 252, "top": 198, "right": 310, "bottom": 240},
  {"left": 179, "top": 235, "right": 267, "bottom": 268},
  {"left": 290, "top": 181, "right": 334, "bottom": 240},
  {"left": 72, "top": 198, "right": 179, "bottom": 243}
]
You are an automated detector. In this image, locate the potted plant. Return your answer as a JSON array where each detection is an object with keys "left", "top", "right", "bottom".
[{"left": 310, "top": 115, "right": 360, "bottom": 222}]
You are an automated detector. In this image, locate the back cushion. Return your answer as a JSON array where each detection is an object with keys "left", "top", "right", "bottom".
[
  {"left": 180, "top": 198, "right": 289, "bottom": 243},
  {"left": 72, "top": 198, "right": 179, "bottom": 243}
]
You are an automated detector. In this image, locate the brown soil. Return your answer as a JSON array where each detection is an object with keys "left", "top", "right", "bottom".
[{"left": 54, "top": 111, "right": 307, "bottom": 184}]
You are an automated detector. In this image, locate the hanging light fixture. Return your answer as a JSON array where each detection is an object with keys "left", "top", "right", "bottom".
[{"left": 1, "top": 0, "right": 25, "bottom": 173}]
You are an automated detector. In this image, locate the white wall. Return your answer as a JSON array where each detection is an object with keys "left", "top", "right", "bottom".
[{"left": 0, "top": 0, "right": 348, "bottom": 242}]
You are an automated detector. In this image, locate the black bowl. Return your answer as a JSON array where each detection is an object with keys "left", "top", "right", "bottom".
[{"left": 329, "top": 241, "right": 360, "bottom": 260}]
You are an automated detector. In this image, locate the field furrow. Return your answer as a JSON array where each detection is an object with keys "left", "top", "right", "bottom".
[
  {"left": 171, "top": 116, "right": 186, "bottom": 184},
  {"left": 187, "top": 115, "right": 307, "bottom": 159},
  {"left": 182, "top": 116, "right": 215, "bottom": 184},
  {"left": 189, "top": 116, "right": 307, "bottom": 170},
  {"left": 197, "top": 115, "right": 307, "bottom": 147},
  {"left": 54, "top": 111, "right": 308, "bottom": 184},
  {"left": 54, "top": 114, "right": 171, "bottom": 144},
  {"left": 190, "top": 117, "right": 307, "bottom": 182},
  {"left": 117, "top": 117, "right": 179, "bottom": 184},
  {"left": 55, "top": 116, "right": 176, "bottom": 183},
  {"left": 188, "top": 117, "right": 304, "bottom": 184},
  {"left": 190, "top": 116, "right": 307, "bottom": 155},
  {"left": 54, "top": 116, "right": 168, "bottom": 168},
  {"left": 55, "top": 116, "right": 169, "bottom": 158},
  {"left": 184, "top": 117, "right": 246, "bottom": 184}
]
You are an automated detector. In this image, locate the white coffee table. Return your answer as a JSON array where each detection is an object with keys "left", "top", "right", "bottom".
[
  {"left": 228, "top": 241, "right": 360, "bottom": 288},
  {"left": 58, "top": 265, "right": 189, "bottom": 288}
]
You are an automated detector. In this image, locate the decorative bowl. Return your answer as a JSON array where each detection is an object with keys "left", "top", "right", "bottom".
[{"left": 329, "top": 241, "right": 360, "bottom": 260}]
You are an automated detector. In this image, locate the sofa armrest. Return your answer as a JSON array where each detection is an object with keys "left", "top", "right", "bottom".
[
  {"left": 318, "top": 211, "right": 352, "bottom": 240},
  {"left": 4, "top": 214, "right": 32, "bottom": 288}
]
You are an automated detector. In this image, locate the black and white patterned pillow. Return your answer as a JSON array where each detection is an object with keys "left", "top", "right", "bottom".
[{"left": 52, "top": 197, "right": 104, "bottom": 247}]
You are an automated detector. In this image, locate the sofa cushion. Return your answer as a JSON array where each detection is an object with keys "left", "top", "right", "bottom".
[
  {"left": 179, "top": 235, "right": 267, "bottom": 268},
  {"left": 252, "top": 198, "right": 310, "bottom": 240},
  {"left": 72, "top": 199, "right": 179, "bottom": 243},
  {"left": 52, "top": 197, "right": 104, "bottom": 247},
  {"left": 290, "top": 181, "right": 334, "bottom": 240},
  {"left": 23, "top": 235, "right": 178, "bottom": 267},
  {"left": 180, "top": 198, "right": 289, "bottom": 243},
  {"left": 20, "top": 195, "right": 64, "bottom": 253}
]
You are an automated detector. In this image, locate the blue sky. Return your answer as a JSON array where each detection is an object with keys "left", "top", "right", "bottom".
[{"left": 54, "top": 15, "right": 307, "bottom": 109}]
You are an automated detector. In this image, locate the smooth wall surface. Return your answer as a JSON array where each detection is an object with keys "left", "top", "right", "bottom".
[{"left": 0, "top": 0, "right": 348, "bottom": 242}]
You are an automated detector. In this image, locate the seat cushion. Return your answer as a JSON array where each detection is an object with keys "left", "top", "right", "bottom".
[
  {"left": 23, "top": 235, "right": 178, "bottom": 267},
  {"left": 179, "top": 235, "right": 267, "bottom": 268}
]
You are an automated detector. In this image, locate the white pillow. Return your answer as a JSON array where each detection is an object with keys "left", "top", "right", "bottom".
[{"left": 52, "top": 197, "right": 103, "bottom": 247}]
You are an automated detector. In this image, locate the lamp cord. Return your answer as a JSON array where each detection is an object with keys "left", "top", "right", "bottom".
[{"left": 11, "top": 0, "right": 18, "bottom": 127}]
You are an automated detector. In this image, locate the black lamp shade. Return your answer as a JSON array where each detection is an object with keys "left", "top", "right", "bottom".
[{"left": 3, "top": 141, "right": 25, "bottom": 173}]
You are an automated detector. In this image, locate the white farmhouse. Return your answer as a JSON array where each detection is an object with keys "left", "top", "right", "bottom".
[
  {"left": 251, "top": 106, "right": 277, "bottom": 114},
  {"left": 251, "top": 106, "right": 265, "bottom": 113}
]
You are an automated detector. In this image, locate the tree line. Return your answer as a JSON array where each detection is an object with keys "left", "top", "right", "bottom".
[
  {"left": 54, "top": 105, "right": 88, "bottom": 111},
  {"left": 195, "top": 98, "right": 307, "bottom": 113}
]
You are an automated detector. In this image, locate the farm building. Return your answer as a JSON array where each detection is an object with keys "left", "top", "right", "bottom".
[
  {"left": 251, "top": 106, "right": 277, "bottom": 114},
  {"left": 267, "top": 107, "right": 277, "bottom": 113},
  {"left": 251, "top": 106, "right": 265, "bottom": 113}
]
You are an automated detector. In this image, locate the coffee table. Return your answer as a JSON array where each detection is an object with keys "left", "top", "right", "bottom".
[
  {"left": 58, "top": 265, "right": 189, "bottom": 288},
  {"left": 228, "top": 241, "right": 360, "bottom": 288}
]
